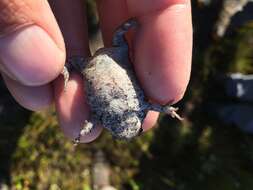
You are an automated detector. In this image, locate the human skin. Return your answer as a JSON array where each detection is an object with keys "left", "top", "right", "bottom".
[{"left": 0, "top": 0, "right": 192, "bottom": 143}]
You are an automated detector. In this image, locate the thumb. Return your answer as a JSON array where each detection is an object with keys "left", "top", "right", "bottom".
[{"left": 0, "top": 0, "right": 65, "bottom": 86}]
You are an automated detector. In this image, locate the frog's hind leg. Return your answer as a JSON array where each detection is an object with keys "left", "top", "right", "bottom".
[
  {"left": 150, "top": 104, "right": 184, "bottom": 121},
  {"left": 73, "top": 120, "right": 95, "bottom": 146},
  {"left": 112, "top": 18, "right": 139, "bottom": 47}
]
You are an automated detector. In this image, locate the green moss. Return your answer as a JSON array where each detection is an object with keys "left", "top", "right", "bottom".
[{"left": 10, "top": 111, "right": 153, "bottom": 189}]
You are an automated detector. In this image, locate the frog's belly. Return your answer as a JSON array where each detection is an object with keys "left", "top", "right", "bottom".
[{"left": 83, "top": 54, "right": 148, "bottom": 139}]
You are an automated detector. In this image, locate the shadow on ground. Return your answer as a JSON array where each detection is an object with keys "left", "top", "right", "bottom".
[
  {"left": 132, "top": 2, "right": 253, "bottom": 190},
  {"left": 134, "top": 105, "right": 253, "bottom": 190}
]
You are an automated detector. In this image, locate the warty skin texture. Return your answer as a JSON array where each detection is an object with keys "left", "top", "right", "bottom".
[
  {"left": 84, "top": 47, "right": 149, "bottom": 139},
  {"left": 62, "top": 19, "right": 183, "bottom": 144}
]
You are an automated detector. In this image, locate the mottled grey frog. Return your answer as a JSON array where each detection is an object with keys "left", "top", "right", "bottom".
[{"left": 61, "top": 19, "right": 183, "bottom": 145}]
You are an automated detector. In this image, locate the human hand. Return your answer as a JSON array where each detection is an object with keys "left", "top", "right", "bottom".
[{"left": 0, "top": 0, "right": 192, "bottom": 143}]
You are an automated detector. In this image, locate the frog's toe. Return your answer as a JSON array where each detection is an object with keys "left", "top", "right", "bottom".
[{"left": 149, "top": 104, "right": 184, "bottom": 121}]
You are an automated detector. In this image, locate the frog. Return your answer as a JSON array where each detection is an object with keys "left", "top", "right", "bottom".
[{"left": 61, "top": 18, "right": 183, "bottom": 145}]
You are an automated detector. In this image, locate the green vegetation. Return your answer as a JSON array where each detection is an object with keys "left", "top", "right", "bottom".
[{"left": 9, "top": 111, "right": 153, "bottom": 190}]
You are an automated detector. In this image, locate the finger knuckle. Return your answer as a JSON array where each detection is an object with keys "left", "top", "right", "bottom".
[{"left": 0, "top": 0, "right": 34, "bottom": 37}]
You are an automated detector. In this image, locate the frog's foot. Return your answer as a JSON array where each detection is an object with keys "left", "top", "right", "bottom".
[
  {"left": 150, "top": 104, "right": 184, "bottom": 121},
  {"left": 61, "top": 66, "right": 69, "bottom": 91},
  {"left": 61, "top": 56, "right": 86, "bottom": 91},
  {"left": 112, "top": 18, "right": 139, "bottom": 47},
  {"left": 73, "top": 120, "right": 95, "bottom": 146}
]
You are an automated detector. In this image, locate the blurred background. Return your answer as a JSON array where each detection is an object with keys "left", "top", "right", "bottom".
[{"left": 1, "top": 0, "right": 253, "bottom": 189}]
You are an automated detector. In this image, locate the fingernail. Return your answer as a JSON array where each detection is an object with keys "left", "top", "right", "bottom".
[{"left": 0, "top": 25, "right": 65, "bottom": 86}]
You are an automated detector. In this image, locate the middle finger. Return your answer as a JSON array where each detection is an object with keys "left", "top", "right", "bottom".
[{"left": 49, "top": 0, "right": 102, "bottom": 143}]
